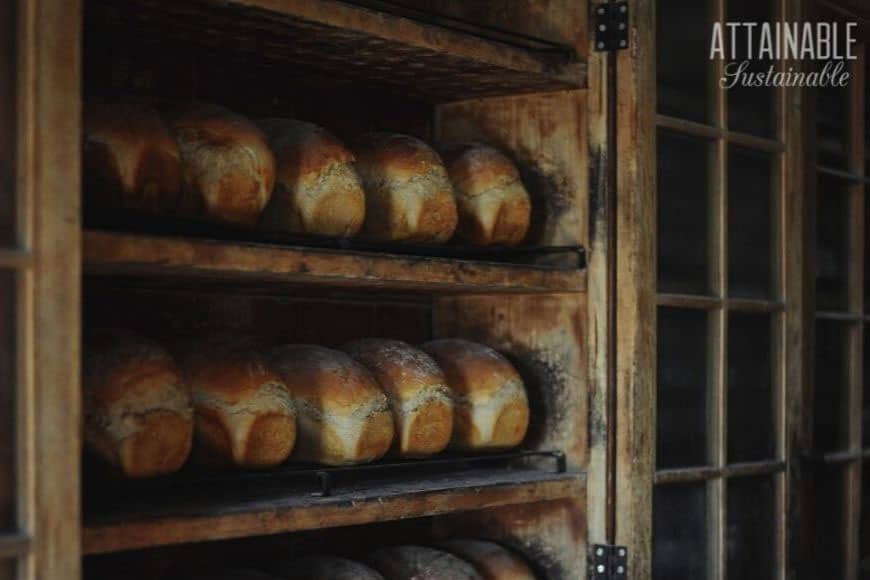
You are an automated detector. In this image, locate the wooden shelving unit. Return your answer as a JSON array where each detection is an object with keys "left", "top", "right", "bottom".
[
  {"left": 83, "top": 468, "right": 585, "bottom": 555},
  {"left": 83, "top": 230, "right": 587, "bottom": 294}
]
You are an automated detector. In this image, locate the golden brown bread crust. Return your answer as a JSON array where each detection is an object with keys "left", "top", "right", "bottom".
[
  {"left": 441, "top": 144, "right": 531, "bottom": 246},
  {"left": 83, "top": 103, "right": 182, "bottom": 215},
  {"left": 257, "top": 119, "right": 365, "bottom": 237},
  {"left": 275, "top": 556, "right": 385, "bottom": 580},
  {"left": 269, "top": 345, "right": 394, "bottom": 465},
  {"left": 438, "top": 540, "right": 537, "bottom": 580},
  {"left": 169, "top": 104, "right": 275, "bottom": 226},
  {"left": 343, "top": 338, "right": 453, "bottom": 457},
  {"left": 421, "top": 339, "right": 529, "bottom": 451},
  {"left": 353, "top": 133, "right": 458, "bottom": 243},
  {"left": 83, "top": 329, "right": 193, "bottom": 478},
  {"left": 179, "top": 345, "right": 296, "bottom": 468},
  {"left": 369, "top": 546, "right": 484, "bottom": 580}
]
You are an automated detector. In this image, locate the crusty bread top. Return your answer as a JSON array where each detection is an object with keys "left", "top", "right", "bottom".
[
  {"left": 343, "top": 338, "right": 448, "bottom": 400},
  {"left": 257, "top": 118, "right": 355, "bottom": 184},
  {"left": 370, "top": 545, "right": 483, "bottom": 580},
  {"left": 421, "top": 339, "right": 523, "bottom": 400},
  {"left": 269, "top": 345, "right": 388, "bottom": 415},
  {"left": 353, "top": 133, "right": 449, "bottom": 183},
  {"left": 179, "top": 344, "right": 287, "bottom": 406},
  {"left": 441, "top": 144, "right": 523, "bottom": 199},
  {"left": 276, "top": 556, "right": 385, "bottom": 580},
  {"left": 439, "top": 540, "right": 537, "bottom": 580},
  {"left": 83, "top": 328, "right": 188, "bottom": 413}
]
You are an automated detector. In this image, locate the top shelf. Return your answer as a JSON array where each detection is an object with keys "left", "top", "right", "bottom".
[{"left": 90, "top": 0, "right": 586, "bottom": 102}]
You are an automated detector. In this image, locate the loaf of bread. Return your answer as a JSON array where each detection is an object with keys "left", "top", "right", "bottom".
[
  {"left": 83, "top": 103, "right": 182, "bottom": 215},
  {"left": 441, "top": 144, "right": 531, "bottom": 246},
  {"left": 269, "top": 345, "right": 394, "bottom": 465},
  {"left": 273, "top": 556, "right": 385, "bottom": 580},
  {"left": 353, "top": 133, "right": 457, "bottom": 243},
  {"left": 343, "top": 339, "right": 453, "bottom": 458},
  {"left": 257, "top": 119, "right": 365, "bottom": 237},
  {"left": 439, "top": 540, "right": 537, "bottom": 580},
  {"left": 179, "top": 344, "right": 296, "bottom": 468},
  {"left": 369, "top": 546, "right": 483, "bottom": 580},
  {"left": 83, "top": 329, "right": 193, "bottom": 478},
  {"left": 169, "top": 104, "right": 275, "bottom": 226},
  {"left": 421, "top": 340, "right": 529, "bottom": 451}
]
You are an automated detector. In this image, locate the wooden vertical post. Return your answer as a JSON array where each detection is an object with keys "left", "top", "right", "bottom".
[{"left": 613, "top": 0, "right": 657, "bottom": 577}]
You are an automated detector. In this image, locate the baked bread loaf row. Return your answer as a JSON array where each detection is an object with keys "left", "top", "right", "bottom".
[{"left": 83, "top": 104, "right": 530, "bottom": 245}]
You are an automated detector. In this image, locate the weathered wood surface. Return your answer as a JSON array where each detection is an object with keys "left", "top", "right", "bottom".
[
  {"left": 613, "top": 0, "right": 656, "bottom": 578},
  {"left": 83, "top": 231, "right": 586, "bottom": 294},
  {"left": 83, "top": 471, "right": 584, "bottom": 555},
  {"left": 20, "top": 0, "right": 83, "bottom": 577}
]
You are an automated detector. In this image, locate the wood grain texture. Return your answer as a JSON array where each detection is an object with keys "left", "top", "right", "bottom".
[
  {"left": 82, "top": 472, "right": 584, "bottom": 555},
  {"left": 19, "top": 0, "right": 83, "bottom": 577},
  {"left": 613, "top": 0, "right": 656, "bottom": 578},
  {"left": 83, "top": 230, "right": 586, "bottom": 294}
]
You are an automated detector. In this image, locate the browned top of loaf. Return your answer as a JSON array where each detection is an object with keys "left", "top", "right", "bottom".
[
  {"left": 369, "top": 545, "right": 483, "bottom": 580},
  {"left": 84, "top": 102, "right": 179, "bottom": 159},
  {"left": 257, "top": 118, "right": 354, "bottom": 182},
  {"left": 441, "top": 143, "right": 522, "bottom": 198},
  {"left": 421, "top": 339, "right": 522, "bottom": 399},
  {"left": 279, "top": 556, "right": 385, "bottom": 580},
  {"left": 269, "top": 345, "right": 385, "bottom": 410},
  {"left": 439, "top": 540, "right": 537, "bottom": 580},
  {"left": 343, "top": 338, "right": 446, "bottom": 399},
  {"left": 353, "top": 133, "right": 447, "bottom": 182},
  {"left": 169, "top": 103, "right": 267, "bottom": 147},
  {"left": 180, "top": 344, "right": 283, "bottom": 405},
  {"left": 83, "top": 328, "right": 185, "bottom": 411}
]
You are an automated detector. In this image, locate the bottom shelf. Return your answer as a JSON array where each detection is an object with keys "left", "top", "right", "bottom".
[{"left": 82, "top": 454, "right": 585, "bottom": 555}]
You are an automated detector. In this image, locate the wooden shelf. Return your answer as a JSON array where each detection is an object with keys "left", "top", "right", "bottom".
[
  {"left": 83, "top": 231, "right": 587, "bottom": 294},
  {"left": 89, "top": 0, "right": 585, "bottom": 101},
  {"left": 82, "top": 468, "right": 584, "bottom": 554}
]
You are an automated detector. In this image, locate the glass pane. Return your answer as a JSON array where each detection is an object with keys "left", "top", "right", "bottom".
[
  {"left": 814, "top": 320, "right": 850, "bottom": 452},
  {"left": 658, "top": 130, "right": 711, "bottom": 295},
  {"left": 653, "top": 483, "right": 709, "bottom": 580},
  {"left": 0, "top": 271, "right": 14, "bottom": 530},
  {"left": 0, "top": 0, "right": 15, "bottom": 247},
  {"left": 727, "top": 313, "right": 774, "bottom": 463},
  {"left": 656, "top": 0, "right": 710, "bottom": 123},
  {"left": 726, "top": 0, "right": 775, "bottom": 137},
  {"left": 657, "top": 307, "right": 709, "bottom": 469},
  {"left": 816, "top": 178, "right": 849, "bottom": 311},
  {"left": 726, "top": 476, "right": 776, "bottom": 580},
  {"left": 728, "top": 147, "right": 773, "bottom": 299},
  {"left": 817, "top": 61, "right": 849, "bottom": 169},
  {"left": 807, "top": 466, "right": 845, "bottom": 579}
]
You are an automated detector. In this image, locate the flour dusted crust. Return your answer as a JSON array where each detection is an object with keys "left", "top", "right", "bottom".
[
  {"left": 257, "top": 119, "right": 365, "bottom": 237},
  {"left": 421, "top": 339, "right": 529, "bottom": 451},
  {"left": 441, "top": 143, "right": 531, "bottom": 246},
  {"left": 369, "top": 545, "right": 483, "bottom": 580},
  {"left": 438, "top": 540, "right": 537, "bottom": 580},
  {"left": 269, "top": 345, "right": 394, "bottom": 465},
  {"left": 344, "top": 338, "right": 453, "bottom": 457},
  {"left": 274, "top": 556, "right": 385, "bottom": 580},
  {"left": 83, "top": 102, "right": 182, "bottom": 216},
  {"left": 169, "top": 103, "right": 275, "bottom": 226},
  {"left": 83, "top": 329, "right": 193, "bottom": 478},
  {"left": 179, "top": 343, "right": 296, "bottom": 468},
  {"left": 353, "top": 133, "right": 458, "bottom": 243}
]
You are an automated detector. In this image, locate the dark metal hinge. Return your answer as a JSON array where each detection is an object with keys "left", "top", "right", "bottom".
[
  {"left": 593, "top": 2, "right": 629, "bottom": 52},
  {"left": 589, "top": 544, "right": 628, "bottom": 579}
]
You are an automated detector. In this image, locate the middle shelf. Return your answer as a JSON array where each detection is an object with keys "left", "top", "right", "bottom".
[
  {"left": 83, "top": 457, "right": 585, "bottom": 555},
  {"left": 83, "top": 230, "right": 587, "bottom": 294}
]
